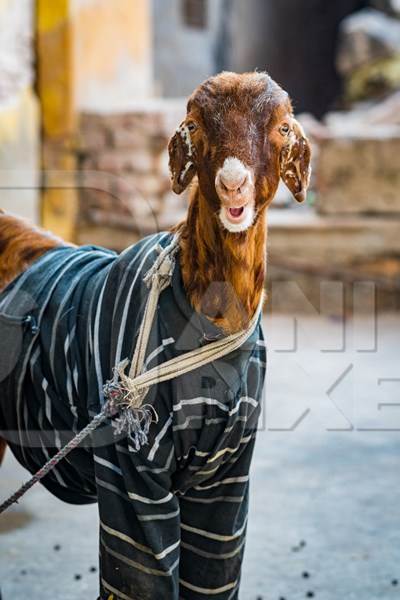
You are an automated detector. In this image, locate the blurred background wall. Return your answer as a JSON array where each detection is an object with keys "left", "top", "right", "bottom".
[
  {"left": 153, "top": 0, "right": 224, "bottom": 97},
  {"left": 152, "top": 0, "right": 370, "bottom": 116},
  {"left": 0, "top": 0, "right": 399, "bottom": 312},
  {"left": 73, "top": 0, "right": 153, "bottom": 111},
  {"left": 227, "top": 0, "right": 369, "bottom": 116},
  {"left": 0, "top": 0, "right": 39, "bottom": 222}
]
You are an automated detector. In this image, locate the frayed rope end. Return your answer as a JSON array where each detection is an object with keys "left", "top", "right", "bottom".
[{"left": 103, "top": 360, "right": 159, "bottom": 452}]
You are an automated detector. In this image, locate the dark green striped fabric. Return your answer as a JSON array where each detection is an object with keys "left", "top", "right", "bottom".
[{"left": 0, "top": 233, "right": 266, "bottom": 599}]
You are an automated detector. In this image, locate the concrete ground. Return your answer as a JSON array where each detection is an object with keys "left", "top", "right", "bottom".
[{"left": 1, "top": 313, "right": 400, "bottom": 600}]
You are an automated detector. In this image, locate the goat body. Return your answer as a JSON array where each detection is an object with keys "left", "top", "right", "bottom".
[
  {"left": 0, "top": 230, "right": 266, "bottom": 599},
  {"left": 0, "top": 72, "right": 311, "bottom": 599}
]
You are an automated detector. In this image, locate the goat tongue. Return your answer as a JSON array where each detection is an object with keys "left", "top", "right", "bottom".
[{"left": 229, "top": 207, "right": 244, "bottom": 218}]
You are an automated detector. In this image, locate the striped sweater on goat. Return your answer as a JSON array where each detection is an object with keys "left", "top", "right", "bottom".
[{"left": 0, "top": 232, "right": 266, "bottom": 599}]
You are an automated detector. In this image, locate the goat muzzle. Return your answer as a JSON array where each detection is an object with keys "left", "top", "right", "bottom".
[
  {"left": 215, "top": 157, "right": 256, "bottom": 232},
  {"left": 216, "top": 157, "right": 254, "bottom": 200}
]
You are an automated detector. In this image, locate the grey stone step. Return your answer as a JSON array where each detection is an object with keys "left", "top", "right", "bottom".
[
  {"left": 314, "top": 126, "right": 400, "bottom": 215},
  {"left": 78, "top": 208, "right": 400, "bottom": 271},
  {"left": 268, "top": 208, "right": 400, "bottom": 313},
  {"left": 269, "top": 208, "right": 400, "bottom": 264}
]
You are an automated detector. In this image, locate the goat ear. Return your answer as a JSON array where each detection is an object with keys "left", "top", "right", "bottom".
[
  {"left": 168, "top": 122, "right": 197, "bottom": 195},
  {"left": 280, "top": 119, "right": 311, "bottom": 203}
]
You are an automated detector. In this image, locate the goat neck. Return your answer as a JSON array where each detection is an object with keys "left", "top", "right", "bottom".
[{"left": 177, "top": 185, "right": 266, "bottom": 335}]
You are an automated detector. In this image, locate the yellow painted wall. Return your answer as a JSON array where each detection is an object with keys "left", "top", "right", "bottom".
[
  {"left": 0, "top": 89, "right": 40, "bottom": 223},
  {"left": 72, "top": 0, "right": 153, "bottom": 110},
  {"left": 37, "top": 0, "right": 153, "bottom": 240},
  {"left": 37, "top": 1, "right": 75, "bottom": 139},
  {"left": 0, "top": 0, "right": 39, "bottom": 222},
  {"left": 37, "top": 0, "right": 78, "bottom": 240}
]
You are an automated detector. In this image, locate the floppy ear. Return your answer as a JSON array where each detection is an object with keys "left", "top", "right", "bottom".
[
  {"left": 168, "top": 122, "right": 197, "bottom": 195},
  {"left": 280, "top": 119, "right": 312, "bottom": 203}
]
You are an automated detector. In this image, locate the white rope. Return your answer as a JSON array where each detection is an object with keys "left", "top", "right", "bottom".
[
  {"left": 128, "top": 235, "right": 180, "bottom": 381},
  {"left": 105, "top": 234, "right": 264, "bottom": 446},
  {"left": 123, "top": 298, "right": 262, "bottom": 392}
]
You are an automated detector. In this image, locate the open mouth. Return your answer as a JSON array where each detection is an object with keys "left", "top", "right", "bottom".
[
  {"left": 225, "top": 205, "right": 248, "bottom": 223},
  {"left": 228, "top": 207, "right": 245, "bottom": 219},
  {"left": 219, "top": 203, "right": 255, "bottom": 233}
]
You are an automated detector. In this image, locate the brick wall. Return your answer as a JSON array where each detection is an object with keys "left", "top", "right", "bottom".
[{"left": 77, "top": 100, "right": 187, "bottom": 246}]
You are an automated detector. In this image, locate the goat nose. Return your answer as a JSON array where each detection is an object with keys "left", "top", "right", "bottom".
[{"left": 219, "top": 172, "right": 248, "bottom": 193}]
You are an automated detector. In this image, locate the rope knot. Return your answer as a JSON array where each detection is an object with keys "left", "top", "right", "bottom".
[{"left": 103, "top": 359, "right": 159, "bottom": 452}]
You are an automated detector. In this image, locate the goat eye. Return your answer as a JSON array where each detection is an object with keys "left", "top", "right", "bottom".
[
  {"left": 280, "top": 123, "right": 291, "bottom": 136},
  {"left": 187, "top": 122, "right": 197, "bottom": 133}
]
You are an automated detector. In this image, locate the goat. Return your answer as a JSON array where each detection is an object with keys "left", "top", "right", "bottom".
[
  {"left": 171, "top": 71, "right": 311, "bottom": 333},
  {"left": 0, "top": 72, "right": 311, "bottom": 600}
]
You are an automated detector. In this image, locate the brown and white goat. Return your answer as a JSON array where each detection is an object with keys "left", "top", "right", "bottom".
[
  {"left": 170, "top": 71, "right": 311, "bottom": 333},
  {"left": 0, "top": 71, "right": 311, "bottom": 464}
]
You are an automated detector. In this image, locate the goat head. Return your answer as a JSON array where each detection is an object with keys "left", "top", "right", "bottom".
[{"left": 169, "top": 71, "right": 311, "bottom": 233}]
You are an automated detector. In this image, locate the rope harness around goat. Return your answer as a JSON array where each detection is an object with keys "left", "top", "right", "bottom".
[{"left": 0, "top": 235, "right": 264, "bottom": 514}]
